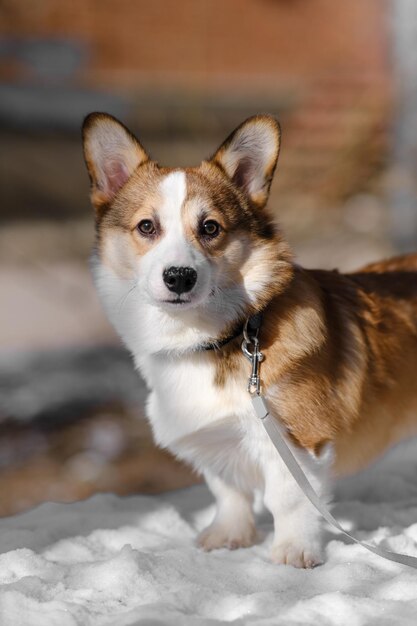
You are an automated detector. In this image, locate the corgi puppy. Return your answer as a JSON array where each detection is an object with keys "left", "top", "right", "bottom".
[{"left": 82, "top": 113, "right": 417, "bottom": 568}]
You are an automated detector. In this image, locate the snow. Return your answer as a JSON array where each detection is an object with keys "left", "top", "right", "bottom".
[{"left": 0, "top": 439, "right": 417, "bottom": 626}]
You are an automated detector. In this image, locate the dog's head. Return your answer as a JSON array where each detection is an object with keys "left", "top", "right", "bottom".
[{"left": 82, "top": 114, "right": 293, "bottom": 352}]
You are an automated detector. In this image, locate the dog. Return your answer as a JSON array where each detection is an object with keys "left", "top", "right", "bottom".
[{"left": 82, "top": 113, "right": 417, "bottom": 568}]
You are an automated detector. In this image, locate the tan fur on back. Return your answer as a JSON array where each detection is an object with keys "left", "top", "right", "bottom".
[{"left": 260, "top": 254, "right": 417, "bottom": 475}]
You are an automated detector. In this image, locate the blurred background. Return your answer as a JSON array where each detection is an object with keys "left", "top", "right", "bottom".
[{"left": 0, "top": 0, "right": 417, "bottom": 516}]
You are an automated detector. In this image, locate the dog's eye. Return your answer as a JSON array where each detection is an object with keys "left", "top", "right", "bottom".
[
  {"left": 137, "top": 219, "right": 155, "bottom": 235},
  {"left": 202, "top": 220, "right": 220, "bottom": 238}
]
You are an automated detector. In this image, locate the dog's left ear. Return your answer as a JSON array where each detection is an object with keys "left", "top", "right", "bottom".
[
  {"left": 211, "top": 115, "right": 281, "bottom": 207},
  {"left": 82, "top": 112, "right": 150, "bottom": 215}
]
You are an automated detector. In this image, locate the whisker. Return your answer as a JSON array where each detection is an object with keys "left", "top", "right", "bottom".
[{"left": 117, "top": 282, "right": 138, "bottom": 314}]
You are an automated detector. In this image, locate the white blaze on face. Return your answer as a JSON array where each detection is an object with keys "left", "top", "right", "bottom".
[
  {"left": 158, "top": 171, "right": 188, "bottom": 265},
  {"left": 160, "top": 172, "right": 187, "bottom": 225}
]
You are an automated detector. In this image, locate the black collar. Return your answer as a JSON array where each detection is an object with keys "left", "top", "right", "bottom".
[
  {"left": 199, "top": 323, "right": 244, "bottom": 351},
  {"left": 197, "top": 312, "right": 263, "bottom": 352}
]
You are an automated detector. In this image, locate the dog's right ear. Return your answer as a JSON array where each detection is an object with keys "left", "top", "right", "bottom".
[
  {"left": 82, "top": 112, "right": 149, "bottom": 215},
  {"left": 210, "top": 115, "right": 280, "bottom": 208}
]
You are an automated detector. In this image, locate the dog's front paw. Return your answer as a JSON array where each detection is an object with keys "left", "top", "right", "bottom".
[
  {"left": 271, "top": 540, "right": 323, "bottom": 569},
  {"left": 197, "top": 522, "right": 256, "bottom": 552}
]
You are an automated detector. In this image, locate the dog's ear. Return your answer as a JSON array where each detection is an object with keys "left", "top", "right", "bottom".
[
  {"left": 211, "top": 115, "right": 280, "bottom": 207},
  {"left": 82, "top": 112, "right": 149, "bottom": 214}
]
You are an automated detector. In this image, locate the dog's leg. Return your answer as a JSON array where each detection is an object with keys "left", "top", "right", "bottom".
[
  {"left": 263, "top": 444, "right": 332, "bottom": 568},
  {"left": 197, "top": 473, "right": 256, "bottom": 551}
]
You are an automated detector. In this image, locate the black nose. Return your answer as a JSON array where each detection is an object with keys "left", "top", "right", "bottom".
[{"left": 163, "top": 266, "right": 197, "bottom": 295}]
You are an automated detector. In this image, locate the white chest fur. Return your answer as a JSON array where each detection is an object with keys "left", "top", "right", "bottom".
[
  {"left": 137, "top": 350, "right": 269, "bottom": 492},
  {"left": 138, "top": 351, "right": 252, "bottom": 446}
]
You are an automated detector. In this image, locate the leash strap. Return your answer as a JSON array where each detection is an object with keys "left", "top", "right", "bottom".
[{"left": 252, "top": 393, "right": 417, "bottom": 569}]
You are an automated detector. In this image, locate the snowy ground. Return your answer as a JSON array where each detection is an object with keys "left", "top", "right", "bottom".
[{"left": 0, "top": 438, "right": 417, "bottom": 626}]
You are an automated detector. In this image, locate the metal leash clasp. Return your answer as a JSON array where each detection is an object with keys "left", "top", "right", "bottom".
[{"left": 241, "top": 318, "right": 264, "bottom": 395}]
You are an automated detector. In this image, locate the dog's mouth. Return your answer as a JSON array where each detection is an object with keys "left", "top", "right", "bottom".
[
  {"left": 161, "top": 286, "right": 217, "bottom": 308},
  {"left": 162, "top": 298, "right": 192, "bottom": 305},
  {"left": 157, "top": 283, "right": 214, "bottom": 309}
]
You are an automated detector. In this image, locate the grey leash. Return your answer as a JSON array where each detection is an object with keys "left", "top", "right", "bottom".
[{"left": 242, "top": 318, "right": 417, "bottom": 569}]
